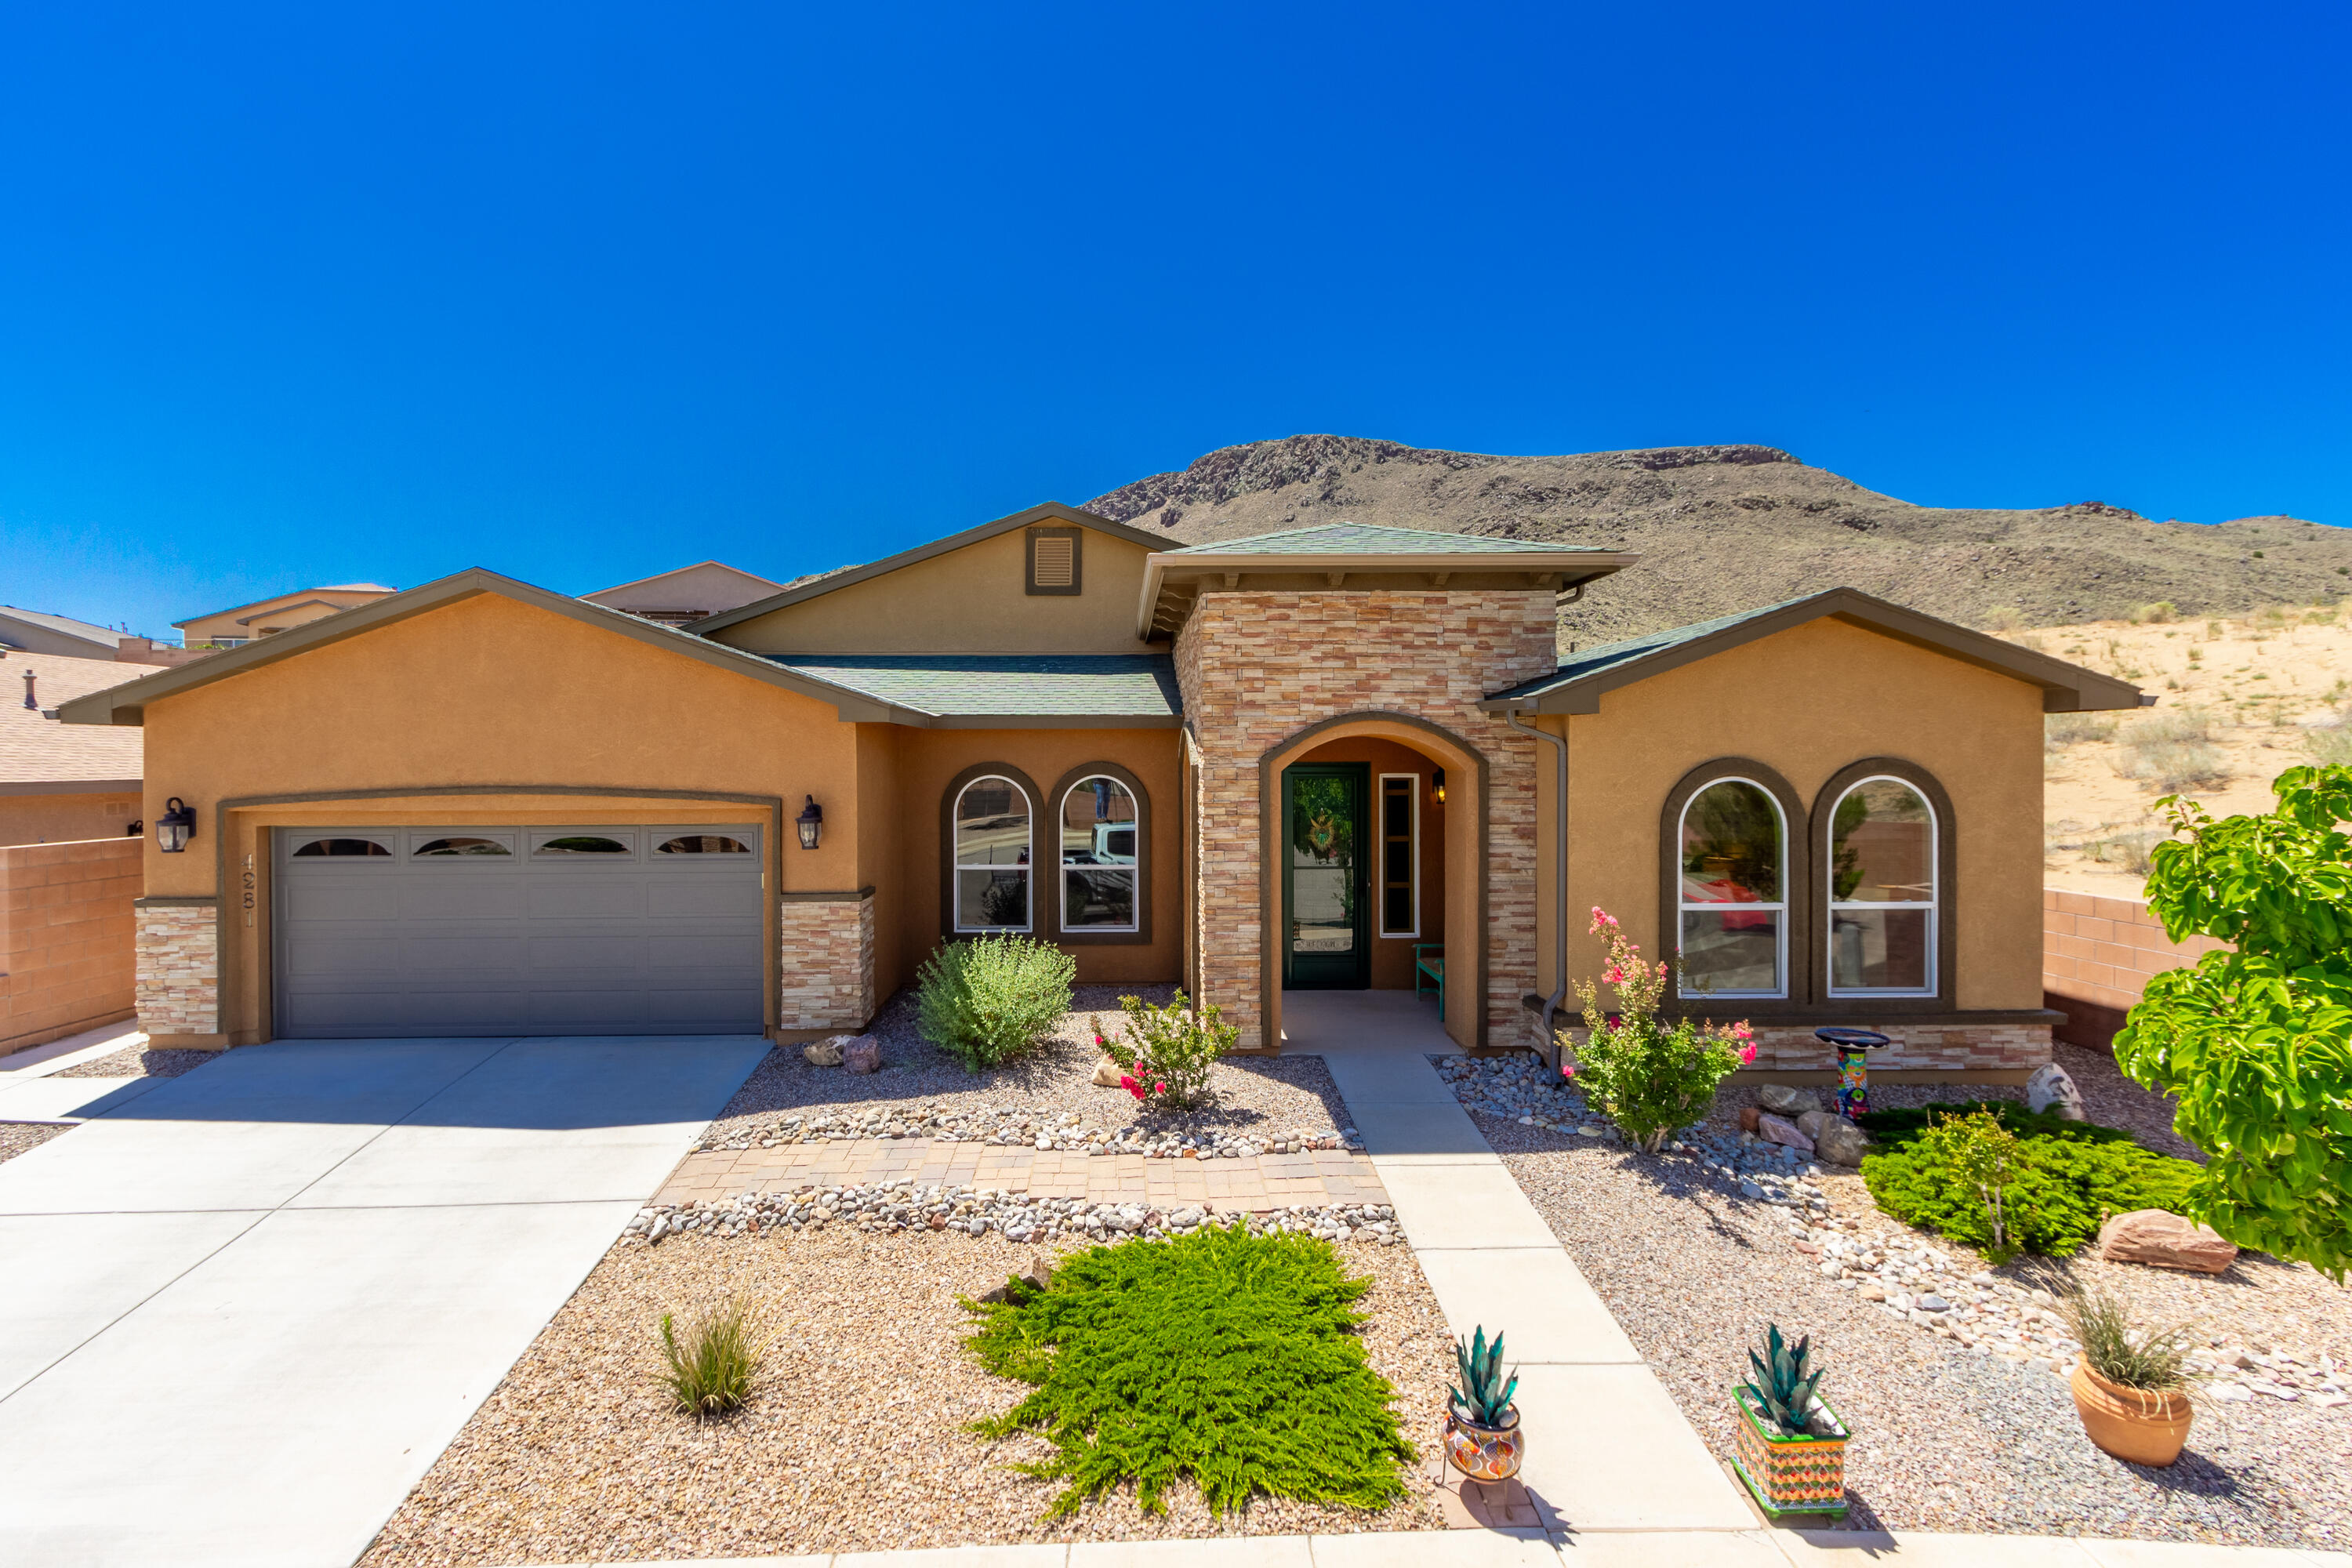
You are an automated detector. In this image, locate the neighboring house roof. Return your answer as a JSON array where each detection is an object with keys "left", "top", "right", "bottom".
[
  {"left": 1138, "top": 521, "right": 1639, "bottom": 637},
  {"left": 583, "top": 561, "right": 789, "bottom": 625},
  {"left": 767, "top": 655, "right": 1182, "bottom": 727},
  {"left": 55, "top": 568, "right": 1163, "bottom": 731},
  {"left": 693, "top": 503, "right": 1178, "bottom": 637},
  {"left": 1479, "top": 588, "right": 2150, "bottom": 715},
  {"left": 172, "top": 584, "right": 395, "bottom": 630},
  {"left": 2, "top": 652, "right": 147, "bottom": 792},
  {"left": 0, "top": 605, "right": 122, "bottom": 654},
  {"left": 234, "top": 597, "right": 351, "bottom": 626}
]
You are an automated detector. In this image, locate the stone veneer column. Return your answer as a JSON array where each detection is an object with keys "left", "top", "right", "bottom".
[
  {"left": 133, "top": 897, "right": 220, "bottom": 1041},
  {"left": 1176, "top": 590, "right": 1559, "bottom": 1051},
  {"left": 778, "top": 890, "right": 877, "bottom": 1032}
]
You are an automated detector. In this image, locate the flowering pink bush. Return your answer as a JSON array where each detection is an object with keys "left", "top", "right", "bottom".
[
  {"left": 1094, "top": 993, "right": 1236, "bottom": 1111},
  {"left": 1569, "top": 909, "right": 1753, "bottom": 1152}
]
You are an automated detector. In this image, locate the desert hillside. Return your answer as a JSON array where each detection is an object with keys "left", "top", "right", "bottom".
[
  {"left": 2020, "top": 606, "right": 2352, "bottom": 900},
  {"left": 1088, "top": 436, "right": 2350, "bottom": 647}
]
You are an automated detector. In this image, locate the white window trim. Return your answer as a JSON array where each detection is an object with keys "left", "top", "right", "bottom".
[
  {"left": 1675, "top": 777, "right": 1788, "bottom": 1000},
  {"left": 953, "top": 775, "right": 1034, "bottom": 934},
  {"left": 1826, "top": 775, "right": 1938, "bottom": 998},
  {"left": 1376, "top": 772, "right": 1420, "bottom": 939},
  {"left": 1056, "top": 775, "right": 1139, "bottom": 935}
]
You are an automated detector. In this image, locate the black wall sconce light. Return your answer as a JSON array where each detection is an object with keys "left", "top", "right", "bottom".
[
  {"left": 155, "top": 797, "right": 197, "bottom": 854},
  {"left": 794, "top": 794, "right": 823, "bottom": 851},
  {"left": 1431, "top": 768, "right": 1447, "bottom": 805}
]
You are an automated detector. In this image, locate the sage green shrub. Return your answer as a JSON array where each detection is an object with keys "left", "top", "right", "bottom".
[{"left": 915, "top": 934, "right": 1076, "bottom": 1072}]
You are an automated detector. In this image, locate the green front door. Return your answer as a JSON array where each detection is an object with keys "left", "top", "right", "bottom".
[{"left": 1283, "top": 762, "right": 1369, "bottom": 989}]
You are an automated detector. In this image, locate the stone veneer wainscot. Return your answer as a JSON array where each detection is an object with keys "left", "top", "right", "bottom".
[
  {"left": 134, "top": 897, "right": 220, "bottom": 1041},
  {"left": 778, "top": 888, "right": 876, "bottom": 1032}
]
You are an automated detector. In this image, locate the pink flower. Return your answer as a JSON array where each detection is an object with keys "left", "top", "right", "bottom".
[
  {"left": 1153, "top": 1081, "right": 1167, "bottom": 1095},
  {"left": 1730, "top": 1022, "right": 1754, "bottom": 1040},
  {"left": 1588, "top": 906, "right": 1621, "bottom": 934},
  {"left": 1120, "top": 1074, "right": 1144, "bottom": 1101},
  {"left": 1739, "top": 1044, "right": 1758, "bottom": 1066},
  {"left": 1602, "top": 964, "right": 1626, "bottom": 985},
  {"left": 1560, "top": 1064, "right": 1577, "bottom": 1079}
]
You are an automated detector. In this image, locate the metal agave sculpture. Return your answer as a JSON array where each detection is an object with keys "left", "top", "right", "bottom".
[
  {"left": 1450, "top": 1326, "right": 1519, "bottom": 1426},
  {"left": 1743, "top": 1323, "right": 1825, "bottom": 1436}
]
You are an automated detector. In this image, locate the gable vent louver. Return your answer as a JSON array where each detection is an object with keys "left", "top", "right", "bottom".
[{"left": 1033, "top": 536, "right": 1075, "bottom": 588}]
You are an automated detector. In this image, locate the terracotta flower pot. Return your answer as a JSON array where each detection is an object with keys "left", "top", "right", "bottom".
[
  {"left": 1729, "top": 1386, "right": 1849, "bottom": 1519},
  {"left": 2070, "top": 1356, "right": 2193, "bottom": 1467},
  {"left": 1442, "top": 1404, "right": 1523, "bottom": 1482}
]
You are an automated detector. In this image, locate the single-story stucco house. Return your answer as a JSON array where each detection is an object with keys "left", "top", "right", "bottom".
[{"left": 57, "top": 503, "right": 2144, "bottom": 1077}]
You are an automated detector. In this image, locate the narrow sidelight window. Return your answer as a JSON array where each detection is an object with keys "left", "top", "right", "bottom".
[
  {"left": 1378, "top": 774, "right": 1417, "bottom": 937},
  {"left": 1058, "top": 775, "right": 1138, "bottom": 931},
  {"left": 953, "top": 775, "right": 1033, "bottom": 931},
  {"left": 1677, "top": 779, "right": 1785, "bottom": 997},
  {"left": 1828, "top": 778, "right": 1936, "bottom": 995}
]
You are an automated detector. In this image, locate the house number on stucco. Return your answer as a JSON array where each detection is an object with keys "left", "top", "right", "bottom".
[{"left": 242, "top": 855, "right": 256, "bottom": 926}]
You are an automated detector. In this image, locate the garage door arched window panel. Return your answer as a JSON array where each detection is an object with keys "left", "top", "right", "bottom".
[
  {"left": 1676, "top": 778, "right": 1787, "bottom": 999},
  {"left": 656, "top": 833, "right": 752, "bottom": 855},
  {"left": 533, "top": 833, "right": 633, "bottom": 857},
  {"left": 1827, "top": 777, "right": 1937, "bottom": 996},
  {"left": 412, "top": 835, "right": 513, "bottom": 858},
  {"left": 1058, "top": 775, "right": 1138, "bottom": 931},
  {"left": 291, "top": 837, "right": 392, "bottom": 858},
  {"left": 953, "top": 774, "right": 1033, "bottom": 932}
]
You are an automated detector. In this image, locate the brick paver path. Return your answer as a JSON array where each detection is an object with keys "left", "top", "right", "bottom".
[{"left": 653, "top": 1138, "right": 1389, "bottom": 1212}]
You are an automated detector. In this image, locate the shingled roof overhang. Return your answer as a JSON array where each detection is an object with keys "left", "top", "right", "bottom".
[
  {"left": 54, "top": 568, "right": 924, "bottom": 728},
  {"left": 1138, "top": 523, "right": 1638, "bottom": 639},
  {"left": 1479, "top": 588, "right": 2151, "bottom": 717},
  {"left": 693, "top": 503, "right": 1179, "bottom": 640},
  {"left": 766, "top": 655, "right": 1183, "bottom": 728}
]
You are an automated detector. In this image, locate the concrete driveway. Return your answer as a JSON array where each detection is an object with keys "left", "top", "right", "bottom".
[{"left": 0, "top": 1034, "right": 770, "bottom": 1568}]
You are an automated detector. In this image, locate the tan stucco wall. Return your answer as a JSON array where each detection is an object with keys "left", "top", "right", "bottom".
[
  {"left": 713, "top": 527, "right": 1162, "bottom": 655},
  {"left": 1558, "top": 615, "right": 2045, "bottom": 1012},
  {"left": 0, "top": 792, "right": 141, "bottom": 848},
  {"left": 1281, "top": 735, "right": 1448, "bottom": 991},
  {"left": 178, "top": 589, "right": 388, "bottom": 645}
]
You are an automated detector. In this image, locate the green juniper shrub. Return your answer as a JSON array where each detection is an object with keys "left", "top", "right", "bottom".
[
  {"left": 1094, "top": 991, "right": 1239, "bottom": 1110},
  {"left": 1857, "top": 1101, "right": 2137, "bottom": 1147},
  {"left": 1861, "top": 1116, "right": 2197, "bottom": 1258},
  {"left": 915, "top": 934, "right": 1076, "bottom": 1073},
  {"left": 964, "top": 1225, "right": 1414, "bottom": 1520},
  {"left": 655, "top": 1296, "right": 761, "bottom": 1419}
]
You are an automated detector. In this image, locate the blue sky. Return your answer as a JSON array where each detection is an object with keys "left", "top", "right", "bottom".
[{"left": 3, "top": 2, "right": 2346, "bottom": 641}]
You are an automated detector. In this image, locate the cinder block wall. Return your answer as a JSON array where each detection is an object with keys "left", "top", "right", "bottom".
[
  {"left": 1, "top": 837, "right": 141, "bottom": 1055},
  {"left": 2042, "top": 887, "right": 2227, "bottom": 1051}
]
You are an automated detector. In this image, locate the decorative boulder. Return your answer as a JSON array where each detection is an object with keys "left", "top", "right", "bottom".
[
  {"left": 2098, "top": 1209, "right": 2238, "bottom": 1274},
  {"left": 801, "top": 1037, "right": 844, "bottom": 1068},
  {"left": 1759, "top": 1083, "right": 1820, "bottom": 1116},
  {"left": 1091, "top": 1054, "right": 1127, "bottom": 1088},
  {"left": 842, "top": 1036, "right": 882, "bottom": 1075},
  {"left": 2026, "top": 1062, "right": 2088, "bottom": 1121},
  {"left": 1795, "top": 1109, "right": 1837, "bottom": 1143},
  {"left": 1738, "top": 1105, "right": 1763, "bottom": 1134},
  {"left": 1812, "top": 1118, "right": 1871, "bottom": 1168},
  {"left": 1758, "top": 1112, "right": 1816, "bottom": 1154}
]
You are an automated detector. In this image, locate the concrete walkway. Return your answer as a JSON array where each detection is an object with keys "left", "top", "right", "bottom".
[
  {"left": 0, "top": 1033, "right": 770, "bottom": 1568},
  {"left": 1283, "top": 990, "right": 1756, "bottom": 1539}
]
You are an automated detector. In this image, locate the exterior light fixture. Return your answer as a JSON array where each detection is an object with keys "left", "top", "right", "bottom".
[
  {"left": 794, "top": 794, "right": 823, "bottom": 851},
  {"left": 1432, "top": 768, "right": 1447, "bottom": 805},
  {"left": 155, "top": 797, "right": 197, "bottom": 854}
]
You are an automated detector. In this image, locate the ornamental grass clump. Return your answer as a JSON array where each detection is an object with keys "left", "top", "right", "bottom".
[
  {"left": 2059, "top": 1285, "right": 2197, "bottom": 1394},
  {"left": 1094, "top": 990, "right": 1239, "bottom": 1110},
  {"left": 915, "top": 933, "right": 1076, "bottom": 1072},
  {"left": 964, "top": 1224, "right": 1414, "bottom": 1519},
  {"left": 655, "top": 1296, "right": 762, "bottom": 1420},
  {"left": 1571, "top": 907, "right": 1755, "bottom": 1152}
]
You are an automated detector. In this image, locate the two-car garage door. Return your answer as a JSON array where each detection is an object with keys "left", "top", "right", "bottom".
[{"left": 274, "top": 825, "right": 765, "bottom": 1037}]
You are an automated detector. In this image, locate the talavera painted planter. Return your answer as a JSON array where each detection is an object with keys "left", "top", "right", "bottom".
[
  {"left": 1730, "top": 1386, "right": 1849, "bottom": 1518},
  {"left": 1442, "top": 1404, "right": 1524, "bottom": 1482}
]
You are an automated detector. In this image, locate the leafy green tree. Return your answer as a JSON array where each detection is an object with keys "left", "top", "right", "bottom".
[{"left": 2114, "top": 764, "right": 2352, "bottom": 1281}]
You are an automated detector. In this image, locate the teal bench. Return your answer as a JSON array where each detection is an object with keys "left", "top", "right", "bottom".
[{"left": 1414, "top": 943, "right": 1444, "bottom": 1014}]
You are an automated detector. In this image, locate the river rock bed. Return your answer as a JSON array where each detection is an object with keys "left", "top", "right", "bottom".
[{"left": 699, "top": 1104, "right": 1359, "bottom": 1159}]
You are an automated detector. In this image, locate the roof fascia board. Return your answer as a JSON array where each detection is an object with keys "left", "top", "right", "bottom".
[
  {"left": 924, "top": 713, "right": 1184, "bottom": 730},
  {"left": 57, "top": 568, "right": 912, "bottom": 728},
  {"left": 693, "top": 503, "right": 1176, "bottom": 638},
  {"left": 1136, "top": 550, "right": 1640, "bottom": 638},
  {"left": 1478, "top": 590, "right": 2146, "bottom": 716}
]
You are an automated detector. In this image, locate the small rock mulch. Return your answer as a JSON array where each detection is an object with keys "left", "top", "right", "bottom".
[
  {"left": 358, "top": 1228, "right": 1453, "bottom": 1566},
  {"left": 1475, "top": 1062, "right": 2352, "bottom": 1550},
  {"left": 697, "top": 987, "right": 1357, "bottom": 1158},
  {"left": 0, "top": 1122, "right": 69, "bottom": 1164},
  {"left": 51, "top": 1045, "right": 218, "bottom": 1080}
]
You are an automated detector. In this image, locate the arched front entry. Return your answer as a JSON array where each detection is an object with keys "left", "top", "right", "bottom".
[{"left": 1257, "top": 711, "right": 1489, "bottom": 1051}]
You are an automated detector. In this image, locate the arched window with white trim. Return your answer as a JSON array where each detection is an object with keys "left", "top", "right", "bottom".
[
  {"left": 953, "top": 775, "right": 1033, "bottom": 931},
  {"left": 1677, "top": 778, "right": 1786, "bottom": 998},
  {"left": 1058, "top": 775, "right": 1139, "bottom": 931},
  {"left": 1827, "top": 777, "right": 1936, "bottom": 996}
]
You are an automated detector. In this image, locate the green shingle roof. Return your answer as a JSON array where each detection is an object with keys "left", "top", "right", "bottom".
[
  {"left": 1163, "top": 523, "right": 1620, "bottom": 557},
  {"left": 1486, "top": 597, "right": 1822, "bottom": 702},
  {"left": 766, "top": 655, "right": 1182, "bottom": 719}
]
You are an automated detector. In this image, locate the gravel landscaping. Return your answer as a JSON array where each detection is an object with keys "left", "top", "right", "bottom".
[
  {"left": 52, "top": 1045, "right": 219, "bottom": 1080},
  {"left": 697, "top": 987, "right": 1358, "bottom": 1158},
  {"left": 1451, "top": 1053, "right": 2352, "bottom": 1549},
  {"left": 358, "top": 1226, "right": 1453, "bottom": 1565},
  {"left": 0, "top": 1122, "right": 68, "bottom": 1164}
]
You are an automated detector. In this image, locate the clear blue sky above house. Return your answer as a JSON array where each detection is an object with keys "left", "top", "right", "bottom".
[{"left": 2, "top": 2, "right": 2345, "bottom": 641}]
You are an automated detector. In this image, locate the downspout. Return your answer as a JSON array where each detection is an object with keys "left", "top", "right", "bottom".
[{"left": 1504, "top": 702, "right": 1570, "bottom": 1072}]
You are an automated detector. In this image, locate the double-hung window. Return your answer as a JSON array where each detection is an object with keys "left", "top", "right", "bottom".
[
  {"left": 1827, "top": 777, "right": 1936, "bottom": 995},
  {"left": 953, "top": 776, "right": 1033, "bottom": 931},
  {"left": 1058, "top": 775, "right": 1138, "bottom": 931},
  {"left": 1676, "top": 778, "right": 1787, "bottom": 997}
]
